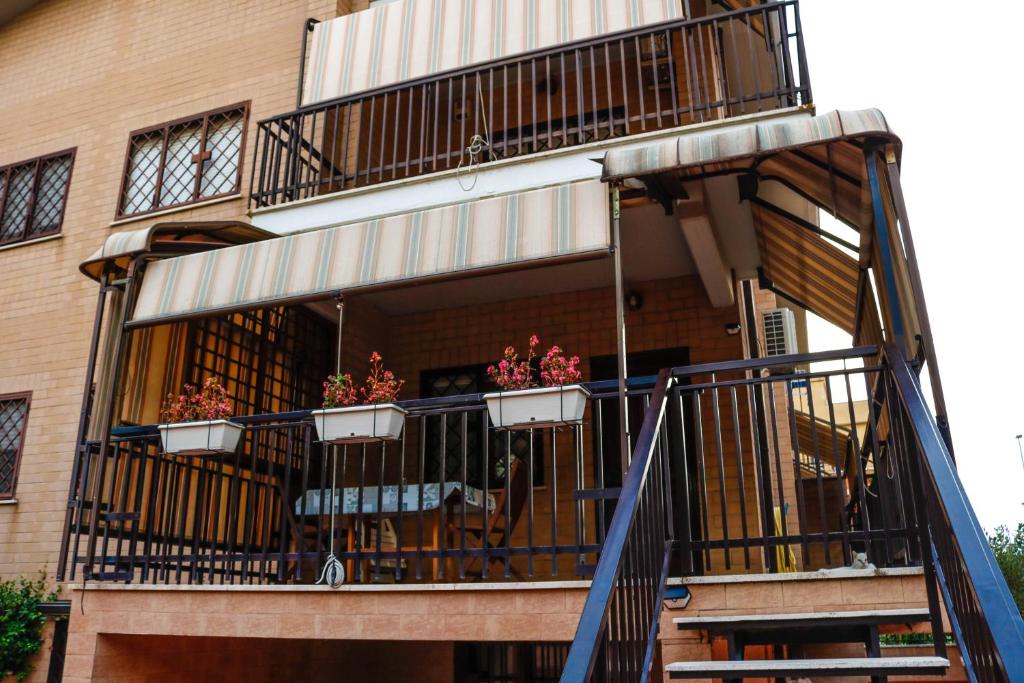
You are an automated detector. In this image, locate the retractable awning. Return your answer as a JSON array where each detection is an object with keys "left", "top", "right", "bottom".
[
  {"left": 80, "top": 221, "right": 273, "bottom": 281},
  {"left": 303, "top": 0, "right": 685, "bottom": 104},
  {"left": 603, "top": 109, "right": 900, "bottom": 234},
  {"left": 604, "top": 108, "right": 897, "bottom": 342},
  {"left": 753, "top": 203, "right": 859, "bottom": 335},
  {"left": 129, "top": 179, "right": 610, "bottom": 325}
]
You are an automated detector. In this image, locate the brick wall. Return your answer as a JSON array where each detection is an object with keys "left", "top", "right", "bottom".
[{"left": 0, "top": 0, "right": 347, "bottom": 580}]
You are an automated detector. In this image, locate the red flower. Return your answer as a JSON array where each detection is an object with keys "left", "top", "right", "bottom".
[{"left": 160, "top": 377, "right": 233, "bottom": 423}]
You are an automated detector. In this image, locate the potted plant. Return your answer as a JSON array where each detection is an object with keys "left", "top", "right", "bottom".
[
  {"left": 311, "top": 352, "right": 407, "bottom": 443},
  {"left": 483, "top": 335, "right": 589, "bottom": 429},
  {"left": 158, "top": 378, "right": 243, "bottom": 456}
]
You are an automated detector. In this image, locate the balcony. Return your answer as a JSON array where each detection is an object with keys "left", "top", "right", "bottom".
[
  {"left": 249, "top": 1, "right": 810, "bottom": 209},
  {"left": 60, "top": 336, "right": 919, "bottom": 587}
]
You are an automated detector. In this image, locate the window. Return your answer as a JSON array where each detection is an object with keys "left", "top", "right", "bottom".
[
  {"left": 117, "top": 102, "right": 249, "bottom": 218},
  {"left": 420, "top": 364, "right": 544, "bottom": 487},
  {"left": 0, "top": 393, "right": 31, "bottom": 500},
  {"left": 0, "top": 150, "right": 74, "bottom": 246}
]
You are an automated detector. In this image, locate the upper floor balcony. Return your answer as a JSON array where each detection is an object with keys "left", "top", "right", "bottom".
[{"left": 249, "top": 0, "right": 810, "bottom": 210}]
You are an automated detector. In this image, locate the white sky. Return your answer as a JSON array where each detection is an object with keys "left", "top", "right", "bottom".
[{"left": 799, "top": 1, "right": 1024, "bottom": 531}]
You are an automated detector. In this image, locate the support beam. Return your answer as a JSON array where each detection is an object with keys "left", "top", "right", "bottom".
[
  {"left": 883, "top": 148, "right": 953, "bottom": 454},
  {"left": 611, "top": 185, "right": 630, "bottom": 471},
  {"left": 676, "top": 184, "right": 735, "bottom": 308}
]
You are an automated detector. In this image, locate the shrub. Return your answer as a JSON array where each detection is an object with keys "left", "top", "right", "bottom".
[{"left": 0, "top": 573, "right": 58, "bottom": 682}]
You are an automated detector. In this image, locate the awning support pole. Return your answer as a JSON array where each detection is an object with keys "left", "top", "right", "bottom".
[
  {"left": 864, "top": 146, "right": 907, "bottom": 349},
  {"left": 57, "top": 271, "right": 111, "bottom": 581},
  {"left": 882, "top": 149, "right": 953, "bottom": 454},
  {"left": 335, "top": 296, "right": 345, "bottom": 374},
  {"left": 611, "top": 185, "right": 630, "bottom": 472},
  {"left": 83, "top": 258, "right": 142, "bottom": 576}
]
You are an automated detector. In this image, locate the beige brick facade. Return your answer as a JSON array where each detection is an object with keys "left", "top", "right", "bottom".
[{"left": 0, "top": 0, "right": 352, "bottom": 580}]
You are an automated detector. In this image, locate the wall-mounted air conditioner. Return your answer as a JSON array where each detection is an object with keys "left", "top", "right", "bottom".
[{"left": 762, "top": 307, "right": 798, "bottom": 358}]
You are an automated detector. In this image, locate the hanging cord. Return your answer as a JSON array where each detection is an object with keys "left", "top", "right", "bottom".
[
  {"left": 317, "top": 298, "right": 346, "bottom": 588},
  {"left": 456, "top": 80, "right": 493, "bottom": 191},
  {"left": 316, "top": 444, "right": 345, "bottom": 588}
]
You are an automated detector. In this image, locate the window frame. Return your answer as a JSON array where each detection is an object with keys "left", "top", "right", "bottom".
[
  {"left": 115, "top": 101, "right": 251, "bottom": 220},
  {"left": 0, "top": 391, "right": 32, "bottom": 501},
  {"left": 0, "top": 149, "right": 76, "bottom": 248}
]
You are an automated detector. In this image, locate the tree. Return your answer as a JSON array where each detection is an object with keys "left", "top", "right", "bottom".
[{"left": 988, "top": 523, "right": 1024, "bottom": 616}]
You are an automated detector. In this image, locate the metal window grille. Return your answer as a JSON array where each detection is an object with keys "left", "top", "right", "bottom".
[
  {"left": 0, "top": 393, "right": 30, "bottom": 499},
  {"left": 183, "top": 306, "right": 333, "bottom": 416},
  {"left": 0, "top": 151, "right": 74, "bottom": 246},
  {"left": 118, "top": 103, "right": 249, "bottom": 218},
  {"left": 421, "top": 365, "right": 544, "bottom": 487}
]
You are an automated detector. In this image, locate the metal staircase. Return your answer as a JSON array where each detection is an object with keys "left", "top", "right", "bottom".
[
  {"left": 560, "top": 348, "right": 1024, "bottom": 682},
  {"left": 668, "top": 608, "right": 949, "bottom": 680}
]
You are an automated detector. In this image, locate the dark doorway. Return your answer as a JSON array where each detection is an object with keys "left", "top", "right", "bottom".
[
  {"left": 420, "top": 363, "right": 544, "bottom": 488},
  {"left": 589, "top": 347, "right": 698, "bottom": 575}
]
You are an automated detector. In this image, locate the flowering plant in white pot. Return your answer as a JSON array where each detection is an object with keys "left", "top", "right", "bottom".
[
  {"left": 158, "top": 378, "right": 243, "bottom": 456},
  {"left": 483, "top": 335, "right": 589, "bottom": 429},
  {"left": 311, "top": 352, "right": 407, "bottom": 443}
]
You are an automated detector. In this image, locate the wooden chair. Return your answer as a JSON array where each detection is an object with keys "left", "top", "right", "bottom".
[{"left": 446, "top": 456, "right": 530, "bottom": 579}]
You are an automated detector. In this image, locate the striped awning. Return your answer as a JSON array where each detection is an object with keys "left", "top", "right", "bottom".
[
  {"left": 303, "top": 0, "right": 685, "bottom": 104},
  {"left": 794, "top": 411, "right": 849, "bottom": 479},
  {"left": 80, "top": 221, "right": 273, "bottom": 281},
  {"left": 753, "top": 203, "right": 863, "bottom": 337},
  {"left": 603, "top": 109, "right": 900, "bottom": 233},
  {"left": 129, "top": 180, "right": 610, "bottom": 325}
]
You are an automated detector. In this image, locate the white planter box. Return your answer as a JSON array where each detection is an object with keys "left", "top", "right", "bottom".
[
  {"left": 484, "top": 385, "right": 591, "bottom": 429},
  {"left": 311, "top": 404, "right": 408, "bottom": 443},
  {"left": 158, "top": 420, "right": 244, "bottom": 456}
]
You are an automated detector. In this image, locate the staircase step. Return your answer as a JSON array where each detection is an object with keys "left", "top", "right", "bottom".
[
  {"left": 666, "top": 656, "right": 949, "bottom": 679},
  {"left": 673, "top": 608, "right": 931, "bottom": 632}
]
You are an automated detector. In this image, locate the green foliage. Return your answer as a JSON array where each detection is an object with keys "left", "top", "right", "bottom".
[
  {"left": 989, "top": 523, "right": 1024, "bottom": 616},
  {"left": 0, "top": 573, "right": 57, "bottom": 682}
]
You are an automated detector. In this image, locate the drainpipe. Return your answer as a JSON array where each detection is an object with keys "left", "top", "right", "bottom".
[
  {"left": 611, "top": 184, "right": 630, "bottom": 472},
  {"left": 56, "top": 270, "right": 112, "bottom": 581},
  {"left": 296, "top": 18, "right": 321, "bottom": 109},
  {"left": 83, "top": 257, "right": 145, "bottom": 577}
]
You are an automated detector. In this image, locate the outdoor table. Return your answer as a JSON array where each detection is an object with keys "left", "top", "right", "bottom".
[{"left": 294, "top": 482, "right": 496, "bottom": 581}]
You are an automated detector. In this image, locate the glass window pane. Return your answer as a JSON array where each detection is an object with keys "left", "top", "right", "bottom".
[
  {"left": 200, "top": 111, "right": 244, "bottom": 198},
  {"left": 159, "top": 121, "right": 202, "bottom": 207},
  {"left": 0, "top": 396, "right": 28, "bottom": 497},
  {"left": 121, "top": 132, "right": 163, "bottom": 215},
  {"left": 29, "top": 154, "right": 72, "bottom": 237},
  {"left": 0, "top": 164, "right": 34, "bottom": 243}
]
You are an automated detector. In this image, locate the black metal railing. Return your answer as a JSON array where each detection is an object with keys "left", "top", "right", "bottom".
[
  {"left": 250, "top": 2, "right": 810, "bottom": 208},
  {"left": 57, "top": 379, "right": 655, "bottom": 586},
  {"left": 562, "top": 369, "right": 674, "bottom": 682},
  {"left": 668, "top": 346, "right": 924, "bottom": 575},
  {"left": 887, "top": 345, "right": 1024, "bottom": 682}
]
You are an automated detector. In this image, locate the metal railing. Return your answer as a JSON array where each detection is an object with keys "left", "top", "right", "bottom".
[
  {"left": 670, "top": 346, "right": 924, "bottom": 575},
  {"left": 887, "top": 345, "right": 1024, "bottom": 682},
  {"left": 562, "top": 370, "right": 674, "bottom": 682},
  {"left": 57, "top": 379, "right": 653, "bottom": 586},
  {"left": 250, "top": 1, "right": 810, "bottom": 208}
]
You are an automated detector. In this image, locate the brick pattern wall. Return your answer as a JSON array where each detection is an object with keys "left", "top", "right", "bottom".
[{"left": 0, "top": 0, "right": 343, "bottom": 580}]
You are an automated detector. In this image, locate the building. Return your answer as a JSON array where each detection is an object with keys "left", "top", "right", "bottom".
[{"left": 0, "top": 0, "right": 1020, "bottom": 681}]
